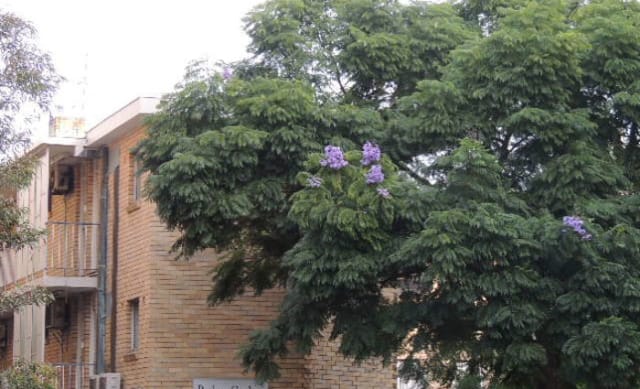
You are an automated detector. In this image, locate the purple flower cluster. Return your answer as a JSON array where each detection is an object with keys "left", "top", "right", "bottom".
[
  {"left": 320, "top": 145, "right": 349, "bottom": 170},
  {"left": 312, "top": 143, "right": 390, "bottom": 197},
  {"left": 563, "top": 216, "right": 592, "bottom": 240},
  {"left": 307, "top": 176, "right": 323, "bottom": 188},
  {"left": 362, "top": 141, "right": 381, "bottom": 166},
  {"left": 222, "top": 67, "right": 233, "bottom": 80},
  {"left": 366, "top": 165, "right": 385, "bottom": 184},
  {"left": 377, "top": 187, "right": 391, "bottom": 198}
]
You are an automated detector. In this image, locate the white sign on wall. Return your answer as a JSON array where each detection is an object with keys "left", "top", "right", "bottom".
[{"left": 193, "top": 378, "right": 267, "bottom": 389}]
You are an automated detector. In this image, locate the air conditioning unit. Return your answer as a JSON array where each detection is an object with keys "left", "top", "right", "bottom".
[
  {"left": 89, "top": 373, "right": 121, "bottom": 389},
  {"left": 51, "top": 164, "right": 73, "bottom": 195}
]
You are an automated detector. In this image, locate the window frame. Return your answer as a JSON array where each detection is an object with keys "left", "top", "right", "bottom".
[
  {"left": 130, "top": 153, "right": 142, "bottom": 203},
  {"left": 129, "top": 298, "right": 140, "bottom": 352}
]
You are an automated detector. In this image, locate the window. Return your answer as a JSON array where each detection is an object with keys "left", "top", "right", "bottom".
[
  {"left": 129, "top": 298, "right": 140, "bottom": 351},
  {"left": 0, "top": 321, "right": 8, "bottom": 348},
  {"left": 131, "top": 154, "right": 142, "bottom": 202}
]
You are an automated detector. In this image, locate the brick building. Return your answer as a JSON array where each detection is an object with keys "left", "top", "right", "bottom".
[{"left": 0, "top": 97, "right": 398, "bottom": 389}]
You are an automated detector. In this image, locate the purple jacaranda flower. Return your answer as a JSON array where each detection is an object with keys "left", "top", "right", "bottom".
[
  {"left": 362, "top": 141, "right": 381, "bottom": 166},
  {"left": 377, "top": 187, "right": 391, "bottom": 198},
  {"left": 563, "top": 216, "right": 592, "bottom": 240},
  {"left": 320, "top": 145, "right": 349, "bottom": 170},
  {"left": 307, "top": 175, "right": 323, "bottom": 188},
  {"left": 366, "top": 165, "right": 384, "bottom": 184},
  {"left": 223, "top": 67, "right": 233, "bottom": 80}
]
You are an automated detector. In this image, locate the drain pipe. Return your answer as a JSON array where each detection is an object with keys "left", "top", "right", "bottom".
[
  {"left": 110, "top": 166, "right": 120, "bottom": 371},
  {"left": 96, "top": 147, "right": 109, "bottom": 374}
]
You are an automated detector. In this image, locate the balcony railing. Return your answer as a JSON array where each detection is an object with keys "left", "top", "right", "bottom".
[
  {"left": 46, "top": 221, "right": 99, "bottom": 278},
  {"left": 52, "top": 362, "right": 95, "bottom": 389}
]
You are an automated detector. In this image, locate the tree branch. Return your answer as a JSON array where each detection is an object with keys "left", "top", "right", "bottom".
[{"left": 397, "top": 160, "right": 431, "bottom": 186}]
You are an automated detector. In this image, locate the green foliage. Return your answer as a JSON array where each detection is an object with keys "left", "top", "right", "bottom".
[
  {"left": 0, "top": 285, "right": 54, "bottom": 312},
  {"left": 0, "top": 10, "right": 56, "bottom": 252},
  {"left": 137, "top": 68, "right": 327, "bottom": 301},
  {"left": 0, "top": 11, "right": 59, "bottom": 155},
  {"left": 243, "top": 0, "right": 474, "bottom": 102},
  {"left": 0, "top": 155, "right": 45, "bottom": 250},
  {"left": 1, "top": 359, "right": 57, "bottom": 389},
  {"left": 0, "top": 11, "right": 57, "bottom": 311},
  {"left": 139, "top": 0, "right": 640, "bottom": 388}
]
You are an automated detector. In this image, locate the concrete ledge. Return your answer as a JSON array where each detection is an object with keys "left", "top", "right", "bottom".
[{"left": 39, "top": 275, "right": 98, "bottom": 292}]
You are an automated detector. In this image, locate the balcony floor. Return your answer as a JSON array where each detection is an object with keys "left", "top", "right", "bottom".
[{"left": 37, "top": 275, "right": 97, "bottom": 292}]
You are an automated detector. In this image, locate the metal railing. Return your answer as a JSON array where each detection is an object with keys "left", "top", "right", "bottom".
[
  {"left": 46, "top": 222, "right": 99, "bottom": 278},
  {"left": 52, "top": 362, "right": 95, "bottom": 389}
]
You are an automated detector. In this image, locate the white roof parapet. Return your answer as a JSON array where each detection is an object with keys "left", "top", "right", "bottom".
[
  {"left": 81, "top": 97, "right": 160, "bottom": 152},
  {"left": 31, "top": 137, "right": 84, "bottom": 149}
]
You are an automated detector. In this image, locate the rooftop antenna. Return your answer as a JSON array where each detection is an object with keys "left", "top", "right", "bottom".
[{"left": 79, "top": 52, "right": 88, "bottom": 122}]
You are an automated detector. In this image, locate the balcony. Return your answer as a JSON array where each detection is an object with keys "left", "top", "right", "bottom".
[
  {"left": 39, "top": 221, "right": 99, "bottom": 292},
  {"left": 52, "top": 362, "right": 95, "bottom": 389}
]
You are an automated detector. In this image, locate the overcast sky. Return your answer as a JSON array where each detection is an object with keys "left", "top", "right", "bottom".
[{"left": 0, "top": 0, "right": 265, "bottom": 135}]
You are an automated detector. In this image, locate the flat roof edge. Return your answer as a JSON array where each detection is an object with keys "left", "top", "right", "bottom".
[
  {"left": 27, "top": 137, "right": 85, "bottom": 157},
  {"left": 84, "top": 97, "right": 160, "bottom": 148}
]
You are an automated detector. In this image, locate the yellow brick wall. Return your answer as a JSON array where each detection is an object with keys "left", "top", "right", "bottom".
[
  {"left": 105, "top": 127, "right": 303, "bottom": 388},
  {"left": 106, "top": 129, "right": 153, "bottom": 388},
  {"left": 305, "top": 329, "right": 397, "bottom": 389},
  {"left": 145, "top": 249, "right": 308, "bottom": 388}
]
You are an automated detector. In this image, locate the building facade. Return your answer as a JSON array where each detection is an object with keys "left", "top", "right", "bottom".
[{"left": 0, "top": 97, "right": 397, "bottom": 389}]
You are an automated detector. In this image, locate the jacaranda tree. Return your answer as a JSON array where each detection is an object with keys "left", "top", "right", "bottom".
[{"left": 136, "top": 0, "right": 640, "bottom": 387}]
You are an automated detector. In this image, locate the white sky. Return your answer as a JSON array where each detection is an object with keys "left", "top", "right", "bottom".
[{"left": 0, "top": 0, "right": 265, "bottom": 136}]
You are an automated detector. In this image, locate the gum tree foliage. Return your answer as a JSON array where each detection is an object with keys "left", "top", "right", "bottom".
[
  {"left": 137, "top": 0, "right": 640, "bottom": 388},
  {"left": 0, "top": 11, "right": 58, "bottom": 308}
]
